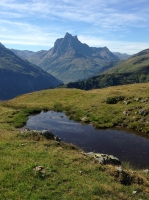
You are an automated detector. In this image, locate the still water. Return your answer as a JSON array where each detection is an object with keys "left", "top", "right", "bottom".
[{"left": 24, "top": 111, "right": 149, "bottom": 168}]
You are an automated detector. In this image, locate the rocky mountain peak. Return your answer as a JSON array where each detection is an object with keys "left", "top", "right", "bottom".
[
  {"left": 64, "top": 32, "right": 78, "bottom": 40},
  {"left": 0, "top": 43, "right": 7, "bottom": 51},
  {"left": 0, "top": 43, "right": 5, "bottom": 48},
  {"left": 50, "top": 32, "right": 91, "bottom": 57}
]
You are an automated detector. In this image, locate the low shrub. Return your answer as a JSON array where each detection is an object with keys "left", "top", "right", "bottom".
[
  {"left": 105, "top": 96, "right": 125, "bottom": 104},
  {"left": 53, "top": 102, "right": 63, "bottom": 112}
]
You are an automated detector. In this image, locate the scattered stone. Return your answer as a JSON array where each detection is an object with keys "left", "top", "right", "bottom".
[
  {"left": 33, "top": 166, "right": 46, "bottom": 174},
  {"left": 85, "top": 152, "right": 121, "bottom": 166},
  {"left": 39, "top": 130, "right": 55, "bottom": 139},
  {"left": 123, "top": 101, "right": 130, "bottom": 105},
  {"left": 139, "top": 109, "right": 148, "bottom": 116},
  {"left": 123, "top": 111, "right": 129, "bottom": 116},
  {"left": 33, "top": 166, "right": 44, "bottom": 172},
  {"left": 116, "top": 166, "right": 123, "bottom": 172},
  {"left": 81, "top": 116, "right": 90, "bottom": 122},
  {"left": 21, "top": 128, "right": 30, "bottom": 133},
  {"left": 143, "top": 169, "right": 149, "bottom": 173},
  {"left": 114, "top": 169, "right": 143, "bottom": 186},
  {"left": 140, "top": 98, "right": 148, "bottom": 103},
  {"left": 85, "top": 152, "right": 95, "bottom": 157},
  {"left": 134, "top": 98, "right": 141, "bottom": 102},
  {"left": 79, "top": 170, "right": 83, "bottom": 175},
  {"left": 131, "top": 171, "right": 137, "bottom": 174}
]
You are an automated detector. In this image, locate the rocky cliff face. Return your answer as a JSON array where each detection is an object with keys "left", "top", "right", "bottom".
[{"left": 45, "top": 32, "right": 117, "bottom": 60}]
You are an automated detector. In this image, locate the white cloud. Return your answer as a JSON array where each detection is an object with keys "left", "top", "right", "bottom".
[
  {"left": 0, "top": 19, "right": 62, "bottom": 48},
  {"left": 0, "top": 0, "right": 148, "bottom": 28},
  {"left": 0, "top": 0, "right": 149, "bottom": 53}
]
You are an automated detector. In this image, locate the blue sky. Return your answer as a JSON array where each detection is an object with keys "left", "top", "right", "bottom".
[{"left": 0, "top": 0, "right": 149, "bottom": 54}]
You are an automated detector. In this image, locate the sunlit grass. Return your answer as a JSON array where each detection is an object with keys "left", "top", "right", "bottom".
[
  {"left": 4, "top": 82, "right": 149, "bottom": 134},
  {"left": 0, "top": 83, "right": 149, "bottom": 199}
]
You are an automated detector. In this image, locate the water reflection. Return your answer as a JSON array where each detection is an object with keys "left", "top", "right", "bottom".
[{"left": 24, "top": 111, "right": 149, "bottom": 168}]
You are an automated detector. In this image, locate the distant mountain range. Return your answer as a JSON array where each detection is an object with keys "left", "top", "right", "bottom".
[
  {"left": 0, "top": 43, "right": 62, "bottom": 100},
  {"left": 11, "top": 33, "right": 122, "bottom": 83},
  {"left": 112, "top": 52, "right": 130, "bottom": 60},
  {"left": 61, "top": 49, "right": 149, "bottom": 90},
  {"left": 105, "top": 49, "right": 149, "bottom": 73},
  {"left": 1, "top": 31, "right": 147, "bottom": 99}
]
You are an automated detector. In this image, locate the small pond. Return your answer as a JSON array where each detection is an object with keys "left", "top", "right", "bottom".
[{"left": 23, "top": 111, "right": 149, "bottom": 169}]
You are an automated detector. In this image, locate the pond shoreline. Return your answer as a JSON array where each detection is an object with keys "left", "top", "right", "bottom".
[{"left": 23, "top": 110, "right": 149, "bottom": 169}]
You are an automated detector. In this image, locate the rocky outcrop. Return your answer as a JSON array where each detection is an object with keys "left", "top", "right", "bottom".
[
  {"left": 85, "top": 152, "right": 121, "bottom": 166},
  {"left": 20, "top": 128, "right": 61, "bottom": 141}
]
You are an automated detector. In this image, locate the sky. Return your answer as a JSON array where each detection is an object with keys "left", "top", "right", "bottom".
[{"left": 0, "top": 0, "right": 149, "bottom": 54}]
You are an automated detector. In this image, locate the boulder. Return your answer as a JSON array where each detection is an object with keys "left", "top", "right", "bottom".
[
  {"left": 81, "top": 116, "right": 90, "bottom": 122},
  {"left": 123, "top": 101, "right": 130, "bottom": 105},
  {"left": 20, "top": 129, "right": 61, "bottom": 141},
  {"left": 123, "top": 111, "right": 129, "bottom": 116},
  {"left": 140, "top": 98, "right": 148, "bottom": 103},
  {"left": 143, "top": 169, "right": 149, "bottom": 173},
  {"left": 139, "top": 109, "right": 148, "bottom": 116},
  {"left": 38, "top": 130, "right": 55, "bottom": 139},
  {"left": 85, "top": 152, "right": 121, "bottom": 166}
]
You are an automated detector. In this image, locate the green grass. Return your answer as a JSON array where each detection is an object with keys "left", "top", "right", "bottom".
[
  {"left": 1, "top": 83, "right": 149, "bottom": 199},
  {"left": 6, "top": 82, "right": 149, "bottom": 134},
  {"left": 1, "top": 130, "right": 149, "bottom": 199}
]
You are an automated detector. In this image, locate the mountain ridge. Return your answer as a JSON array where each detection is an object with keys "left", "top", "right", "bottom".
[
  {"left": 0, "top": 43, "right": 62, "bottom": 100},
  {"left": 105, "top": 48, "right": 149, "bottom": 74},
  {"left": 11, "top": 33, "right": 120, "bottom": 83},
  {"left": 61, "top": 48, "right": 149, "bottom": 90}
]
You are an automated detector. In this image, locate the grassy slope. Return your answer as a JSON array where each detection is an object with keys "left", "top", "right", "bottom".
[
  {"left": 62, "top": 49, "right": 149, "bottom": 90},
  {"left": 1, "top": 84, "right": 149, "bottom": 199},
  {"left": 40, "top": 55, "right": 116, "bottom": 84},
  {"left": 106, "top": 49, "right": 149, "bottom": 74}
]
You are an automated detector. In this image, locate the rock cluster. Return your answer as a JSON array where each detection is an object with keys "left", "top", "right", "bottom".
[
  {"left": 85, "top": 152, "right": 121, "bottom": 166},
  {"left": 20, "top": 128, "right": 61, "bottom": 141}
]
